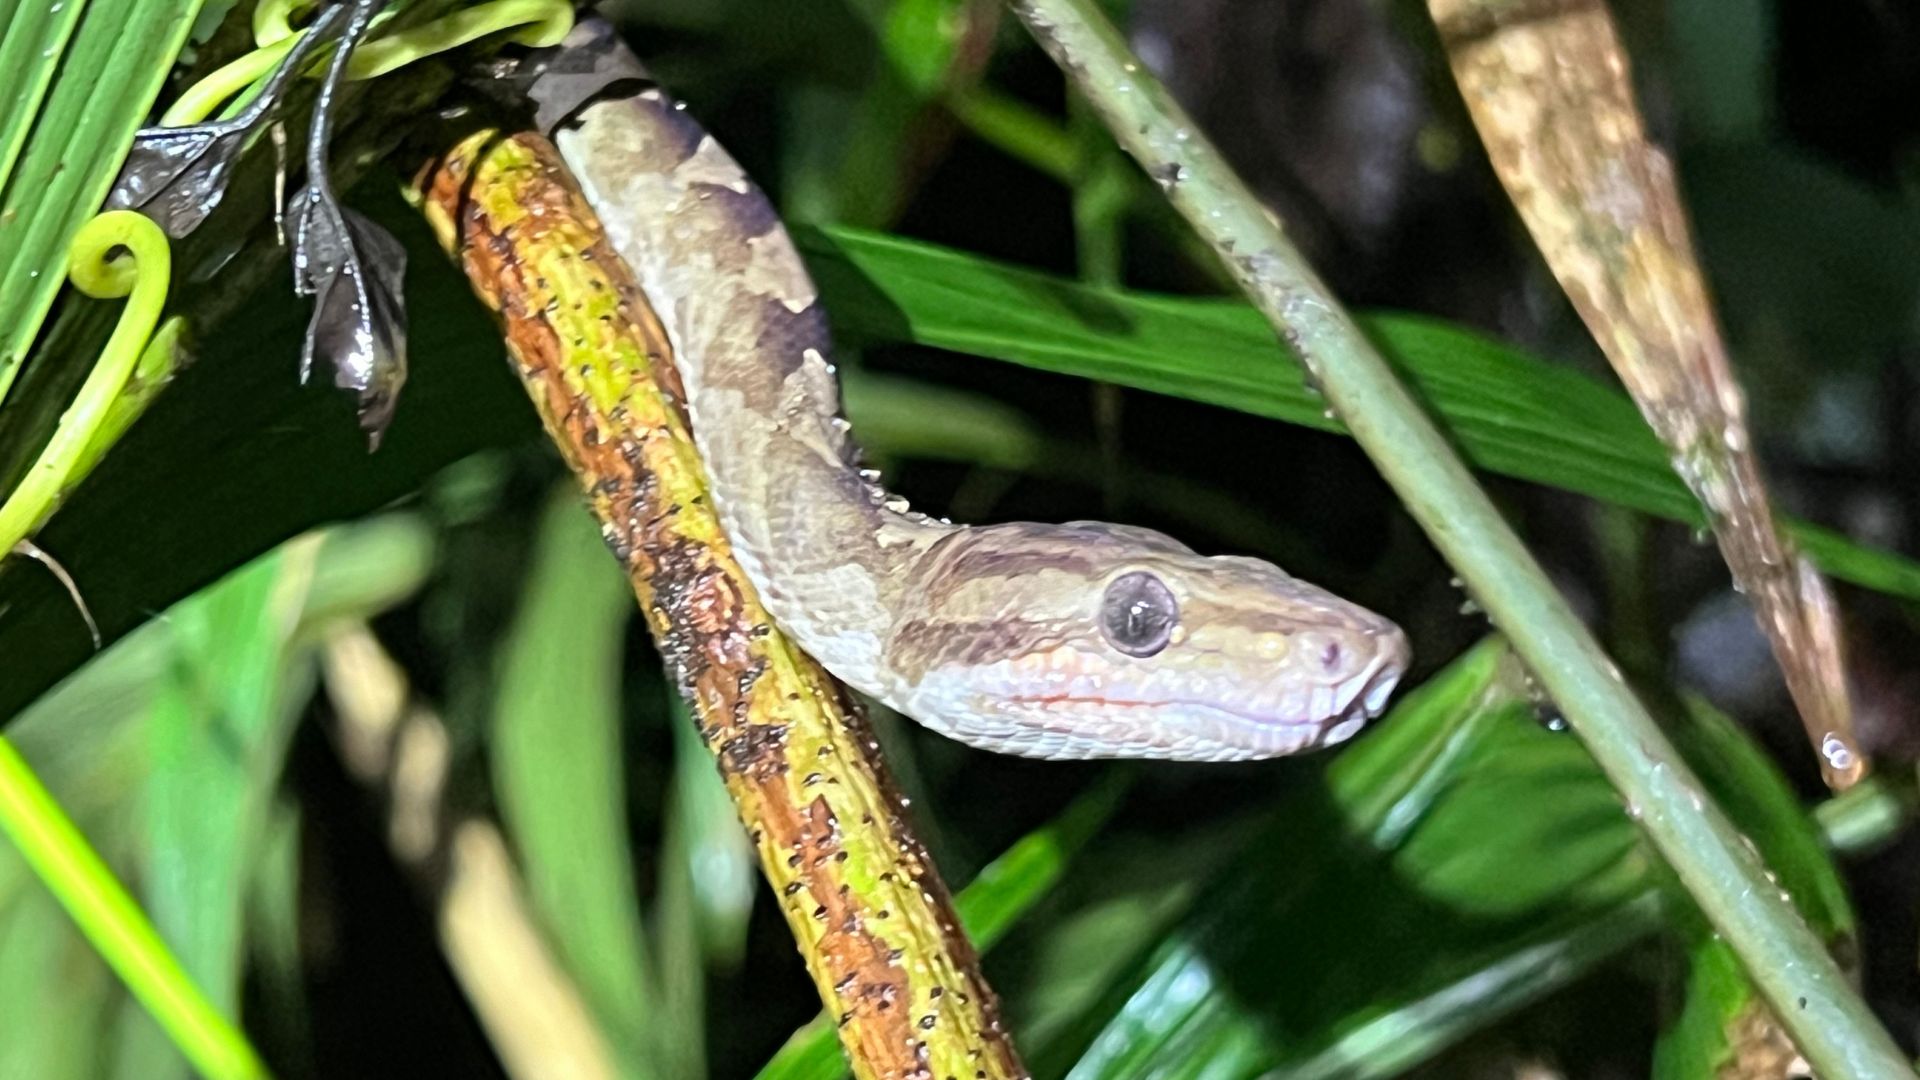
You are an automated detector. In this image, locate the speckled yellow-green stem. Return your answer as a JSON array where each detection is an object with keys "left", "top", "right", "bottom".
[{"left": 414, "top": 131, "right": 1024, "bottom": 1080}]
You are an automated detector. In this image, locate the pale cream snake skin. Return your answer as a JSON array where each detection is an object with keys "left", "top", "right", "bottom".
[{"left": 528, "top": 19, "right": 1409, "bottom": 761}]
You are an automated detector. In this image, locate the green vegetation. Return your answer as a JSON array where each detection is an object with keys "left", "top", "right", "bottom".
[{"left": 1, "top": 1, "right": 1915, "bottom": 1077}]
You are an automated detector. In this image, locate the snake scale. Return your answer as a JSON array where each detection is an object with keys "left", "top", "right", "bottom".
[{"left": 525, "top": 20, "right": 1409, "bottom": 761}]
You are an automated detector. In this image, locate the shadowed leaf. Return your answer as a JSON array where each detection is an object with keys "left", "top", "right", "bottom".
[
  {"left": 292, "top": 198, "right": 409, "bottom": 437},
  {"left": 108, "top": 3, "right": 353, "bottom": 238}
]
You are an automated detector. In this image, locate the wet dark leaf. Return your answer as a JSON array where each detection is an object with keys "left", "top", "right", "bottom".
[
  {"left": 106, "top": 3, "right": 353, "bottom": 238},
  {"left": 291, "top": 195, "right": 408, "bottom": 440},
  {"left": 291, "top": 0, "right": 406, "bottom": 442},
  {"left": 107, "top": 124, "right": 254, "bottom": 240}
]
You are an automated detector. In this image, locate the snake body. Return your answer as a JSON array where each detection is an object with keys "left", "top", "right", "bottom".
[{"left": 534, "top": 22, "right": 1409, "bottom": 761}]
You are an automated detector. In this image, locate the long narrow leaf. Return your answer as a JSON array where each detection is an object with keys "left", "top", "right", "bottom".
[
  {"left": 799, "top": 226, "right": 1920, "bottom": 601},
  {"left": 0, "top": 0, "right": 202, "bottom": 402},
  {"left": 0, "top": 0, "right": 90, "bottom": 196},
  {"left": 491, "top": 485, "right": 657, "bottom": 1077}
]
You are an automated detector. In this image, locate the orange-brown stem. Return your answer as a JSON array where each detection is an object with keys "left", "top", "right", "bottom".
[{"left": 414, "top": 130, "right": 1025, "bottom": 1080}]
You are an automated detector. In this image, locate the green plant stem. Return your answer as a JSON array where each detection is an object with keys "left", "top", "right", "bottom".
[
  {"left": 1003, "top": 1, "right": 1910, "bottom": 1075},
  {"left": 0, "top": 736, "right": 270, "bottom": 1080},
  {"left": 945, "top": 86, "right": 1080, "bottom": 181}
]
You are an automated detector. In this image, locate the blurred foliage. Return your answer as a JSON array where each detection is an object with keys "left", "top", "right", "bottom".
[{"left": 0, "top": 0, "right": 1916, "bottom": 1078}]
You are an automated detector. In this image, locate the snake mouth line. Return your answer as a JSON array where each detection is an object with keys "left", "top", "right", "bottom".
[{"left": 1006, "top": 659, "right": 1404, "bottom": 730}]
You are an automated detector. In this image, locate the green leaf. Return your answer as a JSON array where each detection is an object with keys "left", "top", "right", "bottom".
[
  {"left": 0, "top": 182, "right": 527, "bottom": 724},
  {"left": 1652, "top": 695, "right": 1857, "bottom": 1077},
  {"left": 1044, "top": 640, "right": 1656, "bottom": 1079},
  {"left": 779, "top": 0, "right": 975, "bottom": 227},
  {"left": 110, "top": 543, "right": 313, "bottom": 1079},
  {"left": 0, "top": 514, "right": 432, "bottom": 1079},
  {"left": 651, "top": 692, "right": 755, "bottom": 1079},
  {"left": 490, "top": 484, "right": 657, "bottom": 1077},
  {"left": 0, "top": 892, "right": 118, "bottom": 1080},
  {"left": 0, "top": 0, "right": 91, "bottom": 196},
  {"left": 0, "top": 0, "right": 204, "bottom": 402},
  {"left": 140, "top": 547, "right": 308, "bottom": 1009},
  {"left": 798, "top": 226, "right": 1920, "bottom": 602}
]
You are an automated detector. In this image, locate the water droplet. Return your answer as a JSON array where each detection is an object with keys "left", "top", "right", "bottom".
[
  {"left": 1458, "top": 597, "right": 1482, "bottom": 617},
  {"left": 1820, "top": 733, "right": 1854, "bottom": 772},
  {"left": 1173, "top": 128, "right": 1191, "bottom": 143}
]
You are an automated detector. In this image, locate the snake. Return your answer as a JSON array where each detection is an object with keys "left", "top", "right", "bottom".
[{"left": 525, "top": 19, "right": 1410, "bottom": 762}]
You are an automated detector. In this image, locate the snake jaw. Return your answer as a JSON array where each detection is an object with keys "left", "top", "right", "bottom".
[{"left": 915, "top": 616, "right": 1409, "bottom": 761}]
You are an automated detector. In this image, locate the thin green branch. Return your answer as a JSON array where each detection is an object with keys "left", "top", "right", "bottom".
[
  {"left": 1002, "top": 1, "right": 1911, "bottom": 1075},
  {"left": 0, "top": 737, "right": 269, "bottom": 1080}
]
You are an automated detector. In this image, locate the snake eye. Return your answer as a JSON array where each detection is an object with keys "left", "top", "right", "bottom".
[{"left": 1100, "top": 571, "right": 1179, "bottom": 657}]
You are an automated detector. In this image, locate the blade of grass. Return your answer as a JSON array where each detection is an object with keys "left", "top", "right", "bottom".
[
  {"left": 126, "top": 542, "right": 314, "bottom": 1074},
  {"left": 1003, "top": 0, "right": 1908, "bottom": 1074},
  {"left": 0, "top": 0, "right": 202, "bottom": 403},
  {"left": 0, "top": 888, "right": 120, "bottom": 1079},
  {"left": 797, "top": 227, "right": 1920, "bottom": 603},
  {"left": 491, "top": 485, "right": 658, "bottom": 1078},
  {"left": 1047, "top": 637, "right": 1887, "bottom": 1079},
  {"left": 0, "top": 0, "right": 90, "bottom": 194},
  {"left": 0, "top": 735, "right": 269, "bottom": 1080},
  {"left": 0, "top": 513, "right": 433, "bottom": 1080},
  {"left": 112, "top": 546, "right": 306, "bottom": 1080}
]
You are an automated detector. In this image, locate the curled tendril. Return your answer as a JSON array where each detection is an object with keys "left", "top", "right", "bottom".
[
  {"left": 254, "top": 0, "right": 316, "bottom": 47},
  {"left": 1, "top": 211, "right": 177, "bottom": 640},
  {"left": 345, "top": 0, "right": 573, "bottom": 79},
  {"left": 167, "top": 0, "right": 574, "bottom": 126}
]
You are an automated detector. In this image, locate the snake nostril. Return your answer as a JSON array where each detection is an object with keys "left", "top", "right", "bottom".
[{"left": 1319, "top": 640, "right": 1343, "bottom": 670}]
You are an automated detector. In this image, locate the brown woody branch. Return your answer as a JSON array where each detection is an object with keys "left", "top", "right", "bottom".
[{"left": 412, "top": 130, "right": 1025, "bottom": 1080}]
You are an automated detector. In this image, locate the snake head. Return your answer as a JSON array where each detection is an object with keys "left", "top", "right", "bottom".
[{"left": 887, "top": 522, "right": 1410, "bottom": 761}]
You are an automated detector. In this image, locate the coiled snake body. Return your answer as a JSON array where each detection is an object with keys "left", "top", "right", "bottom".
[{"left": 533, "top": 22, "right": 1409, "bottom": 761}]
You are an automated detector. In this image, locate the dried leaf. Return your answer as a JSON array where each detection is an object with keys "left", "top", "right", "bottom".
[
  {"left": 291, "top": 196, "right": 408, "bottom": 440},
  {"left": 290, "top": 0, "right": 408, "bottom": 442},
  {"left": 1430, "top": 0, "right": 1865, "bottom": 788}
]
